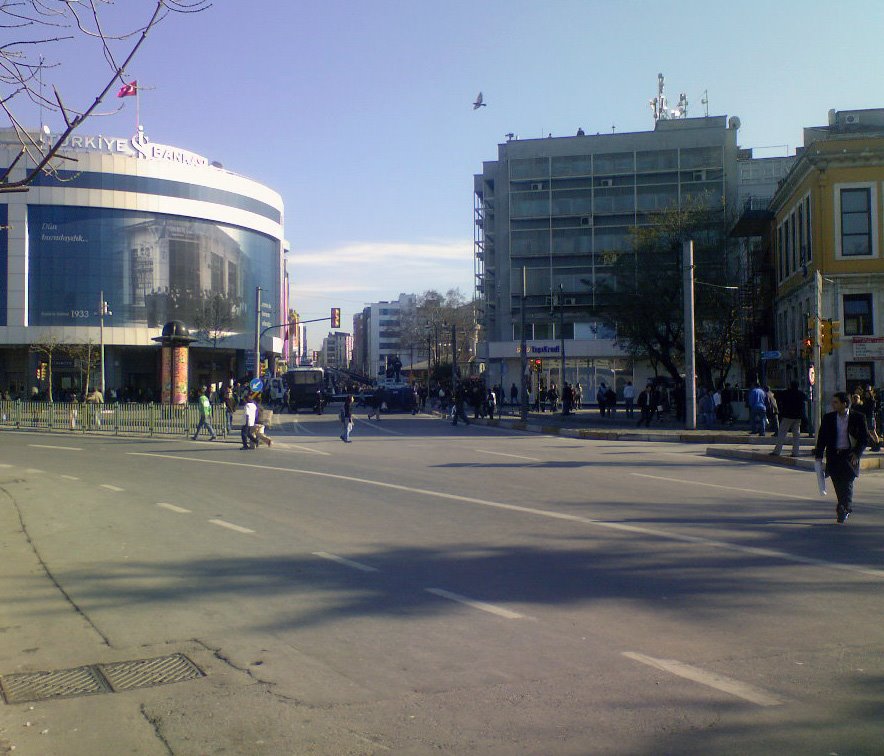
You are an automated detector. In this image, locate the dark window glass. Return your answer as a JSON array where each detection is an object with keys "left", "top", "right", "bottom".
[
  {"left": 843, "top": 294, "right": 873, "bottom": 336},
  {"left": 0, "top": 205, "right": 6, "bottom": 325},
  {"left": 840, "top": 188, "right": 872, "bottom": 256}
]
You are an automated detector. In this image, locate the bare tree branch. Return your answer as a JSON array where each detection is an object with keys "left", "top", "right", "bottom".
[{"left": 0, "top": 0, "right": 211, "bottom": 193}]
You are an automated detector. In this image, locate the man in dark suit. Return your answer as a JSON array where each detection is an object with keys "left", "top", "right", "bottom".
[{"left": 814, "top": 391, "right": 869, "bottom": 524}]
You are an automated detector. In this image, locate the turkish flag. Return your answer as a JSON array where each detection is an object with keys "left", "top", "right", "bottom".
[{"left": 117, "top": 81, "right": 137, "bottom": 98}]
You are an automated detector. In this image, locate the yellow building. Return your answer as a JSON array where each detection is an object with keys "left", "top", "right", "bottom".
[{"left": 770, "top": 108, "right": 884, "bottom": 408}]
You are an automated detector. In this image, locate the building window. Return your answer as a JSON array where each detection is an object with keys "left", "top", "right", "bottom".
[
  {"left": 843, "top": 294, "right": 873, "bottom": 336},
  {"left": 840, "top": 188, "right": 872, "bottom": 257},
  {"left": 804, "top": 196, "right": 812, "bottom": 261}
]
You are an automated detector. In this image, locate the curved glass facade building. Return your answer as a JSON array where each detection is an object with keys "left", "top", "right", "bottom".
[{"left": 0, "top": 128, "right": 286, "bottom": 396}]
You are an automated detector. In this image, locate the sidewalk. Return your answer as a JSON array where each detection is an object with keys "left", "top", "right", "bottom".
[{"left": 451, "top": 406, "right": 883, "bottom": 471}]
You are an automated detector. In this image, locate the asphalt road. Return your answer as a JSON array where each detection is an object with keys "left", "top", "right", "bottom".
[{"left": 0, "top": 411, "right": 882, "bottom": 754}]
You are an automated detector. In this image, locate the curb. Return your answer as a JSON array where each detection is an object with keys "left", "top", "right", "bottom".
[{"left": 705, "top": 447, "right": 883, "bottom": 471}]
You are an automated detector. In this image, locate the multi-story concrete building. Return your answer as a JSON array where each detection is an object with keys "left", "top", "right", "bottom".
[
  {"left": 319, "top": 331, "right": 352, "bottom": 370},
  {"left": 474, "top": 115, "right": 741, "bottom": 395},
  {"left": 0, "top": 127, "right": 286, "bottom": 396},
  {"left": 769, "top": 108, "right": 884, "bottom": 401},
  {"left": 357, "top": 293, "right": 415, "bottom": 380}
]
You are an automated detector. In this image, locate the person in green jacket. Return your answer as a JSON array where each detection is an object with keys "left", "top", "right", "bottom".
[{"left": 192, "top": 387, "right": 217, "bottom": 441}]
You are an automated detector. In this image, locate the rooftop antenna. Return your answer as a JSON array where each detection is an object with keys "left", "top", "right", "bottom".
[{"left": 701, "top": 89, "right": 709, "bottom": 117}]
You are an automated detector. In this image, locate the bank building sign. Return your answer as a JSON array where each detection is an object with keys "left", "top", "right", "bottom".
[{"left": 59, "top": 127, "right": 210, "bottom": 168}]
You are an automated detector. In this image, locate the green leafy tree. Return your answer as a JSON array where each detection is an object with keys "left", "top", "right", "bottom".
[{"left": 600, "top": 200, "right": 739, "bottom": 389}]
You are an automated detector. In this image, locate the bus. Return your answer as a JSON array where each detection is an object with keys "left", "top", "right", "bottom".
[{"left": 283, "top": 367, "right": 326, "bottom": 413}]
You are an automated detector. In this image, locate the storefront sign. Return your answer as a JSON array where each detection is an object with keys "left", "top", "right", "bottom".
[{"left": 852, "top": 337, "right": 884, "bottom": 360}]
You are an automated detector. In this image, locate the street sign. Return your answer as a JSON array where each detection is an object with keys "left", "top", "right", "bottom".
[
  {"left": 808, "top": 365, "right": 815, "bottom": 386},
  {"left": 249, "top": 378, "right": 264, "bottom": 393},
  {"left": 761, "top": 350, "right": 782, "bottom": 360}
]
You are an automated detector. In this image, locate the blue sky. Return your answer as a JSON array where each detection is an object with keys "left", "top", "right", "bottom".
[{"left": 20, "top": 0, "right": 884, "bottom": 349}]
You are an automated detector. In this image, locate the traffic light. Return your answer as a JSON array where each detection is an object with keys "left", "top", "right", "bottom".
[
  {"left": 820, "top": 320, "right": 831, "bottom": 355},
  {"left": 804, "top": 313, "right": 817, "bottom": 345},
  {"left": 532, "top": 358, "right": 543, "bottom": 372},
  {"left": 330, "top": 307, "right": 341, "bottom": 329},
  {"left": 801, "top": 338, "right": 813, "bottom": 360}
]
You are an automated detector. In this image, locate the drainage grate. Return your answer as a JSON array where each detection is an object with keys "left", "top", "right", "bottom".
[
  {"left": 1, "top": 653, "right": 204, "bottom": 705},
  {"left": 100, "top": 653, "right": 204, "bottom": 692},
  {"left": 0, "top": 665, "right": 110, "bottom": 704}
]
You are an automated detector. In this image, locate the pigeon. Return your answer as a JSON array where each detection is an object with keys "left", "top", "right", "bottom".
[{"left": 473, "top": 91, "right": 486, "bottom": 110}]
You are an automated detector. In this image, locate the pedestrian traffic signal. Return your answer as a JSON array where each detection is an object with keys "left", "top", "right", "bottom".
[
  {"left": 330, "top": 307, "right": 341, "bottom": 329},
  {"left": 532, "top": 358, "right": 543, "bottom": 372},
  {"left": 801, "top": 338, "right": 813, "bottom": 359}
]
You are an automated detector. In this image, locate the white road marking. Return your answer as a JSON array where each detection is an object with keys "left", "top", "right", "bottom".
[
  {"left": 630, "top": 472, "right": 814, "bottom": 501},
  {"left": 127, "top": 452, "right": 884, "bottom": 579},
  {"left": 313, "top": 551, "right": 379, "bottom": 573},
  {"left": 0, "top": 463, "right": 11, "bottom": 468},
  {"left": 157, "top": 502, "right": 191, "bottom": 514},
  {"left": 209, "top": 518, "right": 255, "bottom": 534},
  {"left": 355, "top": 418, "right": 404, "bottom": 435},
  {"left": 100, "top": 484, "right": 125, "bottom": 492},
  {"left": 60, "top": 474, "right": 80, "bottom": 481},
  {"left": 290, "top": 420, "right": 317, "bottom": 435},
  {"left": 474, "top": 449, "right": 541, "bottom": 462},
  {"left": 28, "top": 444, "right": 82, "bottom": 451},
  {"left": 426, "top": 588, "right": 529, "bottom": 619},
  {"left": 25, "top": 468, "right": 45, "bottom": 474},
  {"left": 274, "top": 442, "right": 330, "bottom": 456},
  {"left": 622, "top": 652, "right": 786, "bottom": 707}
]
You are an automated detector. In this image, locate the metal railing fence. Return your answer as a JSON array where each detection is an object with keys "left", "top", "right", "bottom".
[{"left": 0, "top": 401, "right": 230, "bottom": 438}]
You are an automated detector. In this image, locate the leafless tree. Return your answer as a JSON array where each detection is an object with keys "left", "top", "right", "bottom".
[
  {"left": 1, "top": 0, "right": 210, "bottom": 192},
  {"left": 192, "top": 292, "right": 237, "bottom": 349},
  {"left": 65, "top": 339, "right": 101, "bottom": 394},
  {"left": 29, "top": 332, "right": 67, "bottom": 401}
]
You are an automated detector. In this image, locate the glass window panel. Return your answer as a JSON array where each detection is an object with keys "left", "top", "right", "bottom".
[
  {"left": 842, "top": 235, "right": 871, "bottom": 256},
  {"left": 680, "top": 146, "right": 722, "bottom": 169},
  {"left": 841, "top": 213, "right": 870, "bottom": 235},
  {"left": 551, "top": 155, "right": 592, "bottom": 176},
  {"left": 636, "top": 150, "right": 678, "bottom": 171},
  {"left": 840, "top": 188, "right": 870, "bottom": 212},
  {"left": 593, "top": 152, "right": 634, "bottom": 173},
  {"left": 510, "top": 158, "right": 550, "bottom": 180}
]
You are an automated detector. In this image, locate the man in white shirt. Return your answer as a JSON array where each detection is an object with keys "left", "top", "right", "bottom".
[{"left": 241, "top": 396, "right": 258, "bottom": 450}]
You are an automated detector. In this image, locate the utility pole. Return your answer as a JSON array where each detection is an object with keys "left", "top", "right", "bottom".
[
  {"left": 254, "top": 286, "right": 262, "bottom": 380},
  {"left": 99, "top": 290, "right": 111, "bottom": 395},
  {"left": 451, "top": 323, "right": 457, "bottom": 394},
  {"left": 683, "top": 240, "right": 697, "bottom": 430},
  {"left": 558, "top": 283, "right": 565, "bottom": 412},
  {"left": 520, "top": 266, "right": 529, "bottom": 421}
]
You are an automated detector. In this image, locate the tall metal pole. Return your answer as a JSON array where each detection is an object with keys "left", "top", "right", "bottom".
[
  {"left": 254, "top": 286, "right": 262, "bottom": 380},
  {"left": 520, "top": 266, "right": 529, "bottom": 421},
  {"left": 683, "top": 240, "right": 697, "bottom": 430},
  {"left": 99, "top": 289, "right": 106, "bottom": 395},
  {"left": 559, "top": 282, "right": 565, "bottom": 412},
  {"left": 813, "top": 271, "right": 822, "bottom": 432},
  {"left": 451, "top": 323, "right": 457, "bottom": 392}
]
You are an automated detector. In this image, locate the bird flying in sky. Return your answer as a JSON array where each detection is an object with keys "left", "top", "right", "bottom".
[{"left": 473, "top": 92, "right": 486, "bottom": 110}]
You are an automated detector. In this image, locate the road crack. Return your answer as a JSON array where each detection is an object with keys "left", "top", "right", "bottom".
[{"left": 0, "top": 485, "right": 112, "bottom": 647}]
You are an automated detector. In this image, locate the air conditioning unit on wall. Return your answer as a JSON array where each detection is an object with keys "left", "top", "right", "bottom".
[{"left": 844, "top": 114, "right": 860, "bottom": 125}]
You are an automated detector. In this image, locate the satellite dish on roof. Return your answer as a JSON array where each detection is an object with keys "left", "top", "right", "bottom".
[{"left": 728, "top": 116, "right": 741, "bottom": 130}]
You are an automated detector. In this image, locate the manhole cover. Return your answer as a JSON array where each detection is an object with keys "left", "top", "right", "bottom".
[
  {"left": 1, "top": 653, "right": 204, "bottom": 704},
  {"left": 100, "top": 653, "right": 204, "bottom": 692},
  {"left": 0, "top": 665, "right": 110, "bottom": 704}
]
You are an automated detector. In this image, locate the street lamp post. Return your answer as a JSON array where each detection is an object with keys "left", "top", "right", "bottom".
[
  {"left": 98, "top": 290, "right": 111, "bottom": 395},
  {"left": 683, "top": 240, "right": 697, "bottom": 430}
]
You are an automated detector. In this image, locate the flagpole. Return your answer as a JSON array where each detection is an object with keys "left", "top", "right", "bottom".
[{"left": 136, "top": 83, "right": 141, "bottom": 133}]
